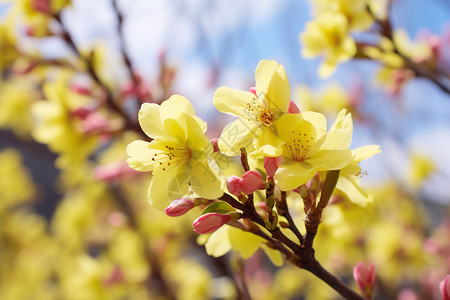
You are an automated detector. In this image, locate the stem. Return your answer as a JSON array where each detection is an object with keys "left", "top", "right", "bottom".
[
  {"left": 304, "top": 260, "right": 365, "bottom": 300},
  {"left": 276, "top": 191, "right": 304, "bottom": 244},
  {"left": 364, "top": 4, "right": 450, "bottom": 95}
]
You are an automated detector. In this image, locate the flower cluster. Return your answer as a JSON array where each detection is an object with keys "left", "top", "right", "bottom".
[{"left": 127, "top": 59, "right": 380, "bottom": 264}]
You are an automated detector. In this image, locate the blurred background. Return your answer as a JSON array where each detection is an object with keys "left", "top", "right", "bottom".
[{"left": 0, "top": 0, "right": 449, "bottom": 299}]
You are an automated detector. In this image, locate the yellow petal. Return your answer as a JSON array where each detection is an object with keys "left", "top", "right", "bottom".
[
  {"left": 307, "top": 149, "right": 352, "bottom": 170},
  {"left": 160, "top": 94, "right": 195, "bottom": 122},
  {"left": 205, "top": 226, "right": 232, "bottom": 257},
  {"left": 255, "top": 60, "right": 290, "bottom": 113},
  {"left": 213, "top": 86, "right": 255, "bottom": 118},
  {"left": 126, "top": 140, "right": 157, "bottom": 172},
  {"left": 327, "top": 109, "right": 353, "bottom": 149},
  {"left": 353, "top": 145, "right": 381, "bottom": 163},
  {"left": 218, "top": 118, "right": 257, "bottom": 155},
  {"left": 189, "top": 156, "right": 224, "bottom": 199},
  {"left": 182, "top": 113, "right": 211, "bottom": 153},
  {"left": 229, "top": 226, "right": 264, "bottom": 259},
  {"left": 138, "top": 103, "right": 164, "bottom": 139},
  {"left": 336, "top": 176, "right": 372, "bottom": 206},
  {"left": 163, "top": 118, "right": 186, "bottom": 143},
  {"left": 275, "top": 163, "right": 317, "bottom": 191},
  {"left": 252, "top": 127, "right": 284, "bottom": 158},
  {"left": 149, "top": 165, "right": 190, "bottom": 210},
  {"left": 261, "top": 244, "right": 284, "bottom": 266}
]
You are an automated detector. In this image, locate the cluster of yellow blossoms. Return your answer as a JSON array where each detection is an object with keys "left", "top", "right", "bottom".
[{"left": 127, "top": 60, "right": 380, "bottom": 262}]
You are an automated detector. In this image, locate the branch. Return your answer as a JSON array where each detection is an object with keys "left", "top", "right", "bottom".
[
  {"left": 53, "top": 13, "right": 146, "bottom": 136},
  {"left": 304, "top": 260, "right": 365, "bottom": 300}
]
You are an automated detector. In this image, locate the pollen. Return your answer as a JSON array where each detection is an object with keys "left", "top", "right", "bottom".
[
  {"left": 151, "top": 145, "right": 192, "bottom": 171},
  {"left": 288, "top": 130, "right": 315, "bottom": 162},
  {"left": 245, "top": 98, "right": 274, "bottom": 127}
]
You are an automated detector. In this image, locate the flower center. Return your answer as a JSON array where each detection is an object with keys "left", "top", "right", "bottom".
[
  {"left": 152, "top": 145, "right": 192, "bottom": 171},
  {"left": 245, "top": 98, "right": 274, "bottom": 127},
  {"left": 287, "top": 130, "right": 314, "bottom": 162}
]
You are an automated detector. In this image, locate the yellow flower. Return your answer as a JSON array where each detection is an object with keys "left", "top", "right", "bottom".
[
  {"left": 311, "top": 0, "right": 374, "bottom": 31},
  {"left": 31, "top": 73, "right": 98, "bottom": 168},
  {"left": 325, "top": 109, "right": 381, "bottom": 206},
  {"left": 300, "top": 12, "right": 356, "bottom": 78},
  {"left": 274, "top": 111, "right": 352, "bottom": 190},
  {"left": 213, "top": 59, "right": 290, "bottom": 157},
  {"left": 127, "top": 95, "right": 224, "bottom": 209}
]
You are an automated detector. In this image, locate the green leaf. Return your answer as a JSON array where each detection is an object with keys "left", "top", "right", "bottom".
[
  {"left": 202, "top": 202, "right": 235, "bottom": 215},
  {"left": 318, "top": 170, "right": 340, "bottom": 210}
]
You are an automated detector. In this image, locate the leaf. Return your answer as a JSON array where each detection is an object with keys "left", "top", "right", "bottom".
[{"left": 201, "top": 202, "right": 234, "bottom": 215}]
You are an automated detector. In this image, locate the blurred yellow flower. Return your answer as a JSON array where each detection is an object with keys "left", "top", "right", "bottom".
[{"left": 300, "top": 12, "right": 356, "bottom": 78}]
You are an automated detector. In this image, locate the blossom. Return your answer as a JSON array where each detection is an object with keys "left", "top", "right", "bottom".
[
  {"left": 127, "top": 95, "right": 224, "bottom": 209},
  {"left": 326, "top": 109, "right": 381, "bottom": 206},
  {"left": 274, "top": 112, "right": 352, "bottom": 191},
  {"left": 213, "top": 59, "right": 290, "bottom": 156},
  {"left": 300, "top": 12, "right": 356, "bottom": 78}
]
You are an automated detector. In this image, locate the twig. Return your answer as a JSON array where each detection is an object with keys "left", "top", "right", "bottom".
[
  {"left": 276, "top": 191, "right": 304, "bottom": 244},
  {"left": 111, "top": 0, "right": 153, "bottom": 102},
  {"left": 53, "top": 13, "right": 146, "bottom": 136}
]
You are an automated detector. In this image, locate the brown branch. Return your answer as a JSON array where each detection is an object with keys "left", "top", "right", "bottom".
[
  {"left": 304, "top": 260, "right": 365, "bottom": 300},
  {"left": 53, "top": 13, "right": 146, "bottom": 136},
  {"left": 276, "top": 191, "right": 304, "bottom": 244},
  {"left": 364, "top": 4, "right": 450, "bottom": 95},
  {"left": 111, "top": 0, "right": 153, "bottom": 102}
]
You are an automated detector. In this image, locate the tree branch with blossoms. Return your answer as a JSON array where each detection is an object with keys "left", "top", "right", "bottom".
[{"left": 127, "top": 60, "right": 381, "bottom": 299}]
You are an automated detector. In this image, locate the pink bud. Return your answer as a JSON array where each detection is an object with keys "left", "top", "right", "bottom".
[
  {"left": 193, "top": 213, "right": 232, "bottom": 234},
  {"left": 165, "top": 198, "right": 195, "bottom": 217},
  {"left": 71, "top": 107, "right": 92, "bottom": 120},
  {"left": 32, "top": 0, "right": 51, "bottom": 15},
  {"left": 210, "top": 138, "right": 220, "bottom": 153},
  {"left": 241, "top": 170, "right": 265, "bottom": 194},
  {"left": 353, "top": 262, "right": 376, "bottom": 299},
  {"left": 264, "top": 156, "right": 284, "bottom": 178},
  {"left": 288, "top": 100, "right": 301, "bottom": 114},
  {"left": 104, "top": 266, "right": 124, "bottom": 286},
  {"left": 80, "top": 112, "right": 110, "bottom": 134},
  {"left": 94, "top": 162, "right": 139, "bottom": 182},
  {"left": 71, "top": 84, "right": 92, "bottom": 96},
  {"left": 249, "top": 86, "right": 257, "bottom": 96},
  {"left": 226, "top": 175, "right": 243, "bottom": 196},
  {"left": 397, "top": 289, "right": 419, "bottom": 300},
  {"left": 440, "top": 275, "right": 450, "bottom": 300}
]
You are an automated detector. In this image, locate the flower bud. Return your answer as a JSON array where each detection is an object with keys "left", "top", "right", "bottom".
[
  {"left": 440, "top": 275, "right": 450, "bottom": 300},
  {"left": 242, "top": 170, "right": 265, "bottom": 194},
  {"left": 210, "top": 138, "right": 220, "bottom": 153},
  {"left": 264, "top": 156, "right": 284, "bottom": 178},
  {"left": 288, "top": 100, "right": 301, "bottom": 114},
  {"left": 226, "top": 175, "right": 243, "bottom": 196},
  {"left": 353, "top": 262, "right": 376, "bottom": 299},
  {"left": 165, "top": 198, "right": 195, "bottom": 217},
  {"left": 193, "top": 213, "right": 232, "bottom": 234},
  {"left": 32, "top": 0, "right": 51, "bottom": 15}
]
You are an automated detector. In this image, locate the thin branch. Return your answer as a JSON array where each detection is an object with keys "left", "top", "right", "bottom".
[
  {"left": 304, "top": 260, "right": 365, "bottom": 300},
  {"left": 53, "top": 13, "right": 146, "bottom": 136},
  {"left": 276, "top": 191, "right": 304, "bottom": 244}
]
